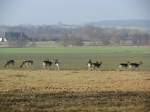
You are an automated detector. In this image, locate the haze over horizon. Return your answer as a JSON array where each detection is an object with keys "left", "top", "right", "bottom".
[{"left": 0, "top": 0, "right": 150, "bottom": 25}]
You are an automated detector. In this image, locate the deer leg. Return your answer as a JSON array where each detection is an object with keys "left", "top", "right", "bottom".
[
  {"left": 42, "top": 62, "right": 46, "bottom": 69},
  {"left": 56, "top": 64, "right": 60, "bottom": 71},
  {"left": 4, "top": 64, "right": 7, "bottom": 68},
  {"left": 128, "top": 65, "right": 132, "bottom": 71},
  {"left": 25, "top": 63, "right": 28, "bottom": 68}
]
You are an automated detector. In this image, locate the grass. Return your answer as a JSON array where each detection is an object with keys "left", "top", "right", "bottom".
[
  {"left": 0, "top": 70, "right": 150, "bottom": 92},
  {"left": 0, "top": 46, "right": 150, "bottom": 70},
  {"left": 0, "top": 90, "right": 149, "bottom": 112},
  {"left": 0, "top": 70, "right": 150, "bottom": 112},
  {"left": 0, "top": 47, "right": 150, "bottom": 111}
]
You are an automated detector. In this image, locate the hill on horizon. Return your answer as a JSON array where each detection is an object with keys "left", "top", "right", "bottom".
[{"left": 88, "top": 19, "right": 150, "bottom": 28}]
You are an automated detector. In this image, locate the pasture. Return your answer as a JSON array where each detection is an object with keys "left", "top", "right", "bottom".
[
  {"left": 0, "top": 46, "right": 150, "bottom": 112},
  {"left": 0, "top": 70, "right": 150, "bottom": 112},
  {"left": 0, "top": 46, "right": 150, "bottom": 70}
]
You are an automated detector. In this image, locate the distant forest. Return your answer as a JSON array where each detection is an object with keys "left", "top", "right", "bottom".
[{"left": 0, "top": 24, "right": 150, "bottom": 47}]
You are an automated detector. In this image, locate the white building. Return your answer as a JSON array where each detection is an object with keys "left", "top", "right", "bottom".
[{"left": 0, "top": 32, "right": 7, "bottom": 42}]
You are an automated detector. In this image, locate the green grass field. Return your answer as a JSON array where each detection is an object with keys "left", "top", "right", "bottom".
[
  {"left": 0, "top": 46, "right": 150, "bottom": 111},
  {"left": 0, "top": 46, "right": 150, "bottom": 70}
]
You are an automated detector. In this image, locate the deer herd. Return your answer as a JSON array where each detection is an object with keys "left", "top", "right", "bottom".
[
  {"left": 4, "top": 59, "right": 60, "bottom": 70},
  {"left": 118, "top": 61, "right": 143, "bottom": 70},
  {"left": 87, "top": 59, "right": 142, "bottom": 71},
  {"left": 3, "top": 59, "right": 142, "bottom": 71}
]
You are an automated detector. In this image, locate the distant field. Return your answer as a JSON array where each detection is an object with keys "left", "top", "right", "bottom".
[{"left": 0, "top": 46, "right": 150, "bottom": 70}]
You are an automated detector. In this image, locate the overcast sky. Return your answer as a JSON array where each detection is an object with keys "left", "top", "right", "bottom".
[{"left": 0, "top": 0, "right": 150, "bottom": 25}]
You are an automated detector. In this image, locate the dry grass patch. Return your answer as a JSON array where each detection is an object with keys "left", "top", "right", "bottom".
[
  {"left": 0, "top": 70, "right": 150, "bottom": 92},
  {"left": 0, "top": 70, "right": 150, "bottom": 112}
]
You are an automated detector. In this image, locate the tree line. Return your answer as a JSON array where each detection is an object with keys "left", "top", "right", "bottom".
[{"left": 0, "top": 25, "right": 150, "bottom": 47}]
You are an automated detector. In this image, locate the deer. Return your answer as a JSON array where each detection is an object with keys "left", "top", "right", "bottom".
[
  {"left": 20, "top": 59, "right": 34, "bottom": 68},
  {"left": 4, "top": 60, "right": 15, "bottom": 68},
  {"left": 87, "top": 59, "right": 93, "bottom": 71},
  {"left": 118, "top": 61, "right": 129, "bottom": 70},
  {"left": 92, "top": 61, "right": 102, "bottom": 70},
  {"left": 128, "top": 61, "right": 143, "bottom": 70},
  {"left": 42, "top": 59, "right": 53, "bottom": 69},
  {"left": 87, "top": 59, "right": 102, "bottom": 71},
  {"left": 54, "top": 59, "right": 60, "bottom": 71}
]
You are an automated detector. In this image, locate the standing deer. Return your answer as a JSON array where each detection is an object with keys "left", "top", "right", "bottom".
[
  {"left": 54, "top": 59, "right": 60, "bottom": 71},
  {"left": 42, "top": 59, "right": 53, "bottom": 69},
  {"left": 118, "top": 61, "right": 129, "bottom": 70},
  {"left": 4, "top": 60, "right": 15, "bottom": 68},
  {"left": 87, "top": 59, "right": 102, "bottom": 71},
  {"left": 20, "top": 59, "right": 34, "bottom": 68},
  {"left": 92, "top": 61, "right": 102, "bottom": 70},
  {"left": 128, "top": 61, "right": 143, "bottom": 70}
]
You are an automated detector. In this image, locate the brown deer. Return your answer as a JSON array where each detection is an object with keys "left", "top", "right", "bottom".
[
  {"left": 92, "top": 61, "right": 102, "bottom": 70},
  {"left": 128, "top": 61, "right": 143, "bottom": 70},
  {"left": 42, "top": 59, "right": 53, "bottom": 69},
  {"left": 54, "top": 59, "right": 60, "bottom": 71},
  {"left": 20, "top": 59, "right": 34, "bottom": 68},
  {"left": 87, "top": 59, "right": 102, "bottom": 70},
  {"left": 118, "top": 61, "right": 130, "bottom": 70},
  {"left": 4, "top": 60, "right": 15, "bottom": 68}
]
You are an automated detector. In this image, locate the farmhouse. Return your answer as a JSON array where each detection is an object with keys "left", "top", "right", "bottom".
[
  {"left": 0, "top": 32, "right": 29, "bottom": 42},
  {"left": 0, "top": 32, "right": 31, "bottom": 47},
  {"left": 0, "top": 32, "right": 7, "bottom": 42}
]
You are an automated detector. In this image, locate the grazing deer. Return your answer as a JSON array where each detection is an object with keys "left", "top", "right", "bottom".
[
  {"left": 20, "top": 59, "right": 34, "bottom": 68},
  {"left": 87, "top": 59, "right": 93, "bottom": 70},
  {"left": 42, "top": 60, "right": 53, "bottom": 69},
  {"left": 92, "top": 61, "right": 102, "bottom": 70},
  {"left": 54, "top": 59, "right": 60, "bottom": 71},
  {"left": 128, "top": 61, "right": 143, "bottom": 70},
  {"left": 4, "top": 60, "right": 15, "bottom": 68},
  {"left": 118, "top": 61, "right": 129, "bottom": 70}
]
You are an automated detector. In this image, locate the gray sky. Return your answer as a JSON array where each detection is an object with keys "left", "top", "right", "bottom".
[{"left": 0, "top": 0, "right": 150, "bottom": 25}]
